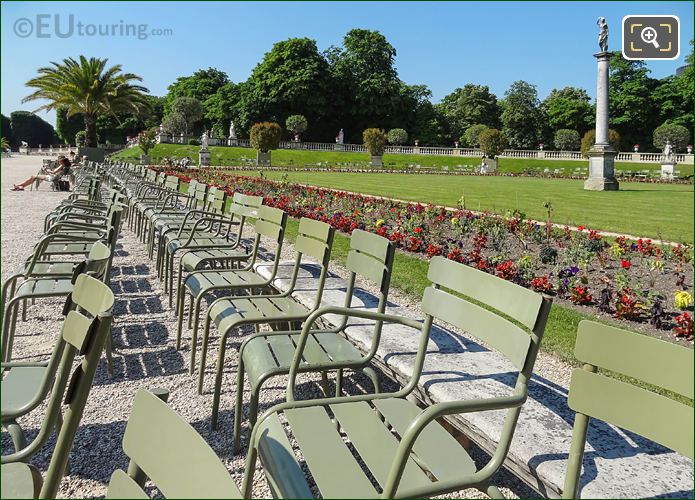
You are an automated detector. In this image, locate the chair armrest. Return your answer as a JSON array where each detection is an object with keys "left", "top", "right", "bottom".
[{"left": 286, "top": 306, "right": 423, "bottom": 400}]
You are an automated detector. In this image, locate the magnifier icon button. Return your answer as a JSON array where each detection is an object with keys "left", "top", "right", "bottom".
[{"left": 641, "top": 27, "right": 660, "bottom": 48}]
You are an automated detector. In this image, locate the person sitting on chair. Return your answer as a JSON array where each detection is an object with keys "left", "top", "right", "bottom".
[{"left": 11, "top": 156, "right": 71, "bottom": 191}]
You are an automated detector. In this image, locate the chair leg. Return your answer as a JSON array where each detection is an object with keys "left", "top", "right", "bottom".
[
  {"left": 335, "top": 368, "right": 344, "bottom": 397},
  {"left": 105, "top": 331, "right": 114, "bottom": 377},
  {"left": 21, "top": 298, "right": 28, "bottom": 321},
  {"left": 2, "top": 299, "right": 21, "bottom": 363},
  {"left": 187, "top": 294, "right": 194, "bottom": 330},
  {"left": 362, "top": 366, "right": 381, "bottom": 393},
  {"left": 233, "top": 358, "right": 246, "bottom": 453},
  {"left": 210, "top": 329, "right": 231, "bottom": 430},
  {"left": 487, "top": 485, "right": 506, "bottom": 499},
  {"left": 6, "top": 420, "right": 28, "bottom": 453},
  {"left": 190, "top": 296, "right": 204, "bottom": 375},
  {"left": 197, "top": 315, "right": 213, "bottom": 391},
  {"left": 173, "top": 261, "right": 184, "bottom": 310},
  {"left": 320, "top": 371, "right": 331, "bottom": 397}
]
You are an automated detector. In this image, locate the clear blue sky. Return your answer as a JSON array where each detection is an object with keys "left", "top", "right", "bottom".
[{"left": 2, "top": 1, "right": 693, "bottom": 126}]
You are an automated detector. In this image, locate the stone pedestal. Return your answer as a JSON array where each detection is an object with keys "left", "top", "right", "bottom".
[
  {"left": 584, "top": 143, "right": 619, "bottom": 190},
  {"left": 335, "top": 143, "right": 344, "bottom": 151},
  {"left": 257, "top": 151, "right": 271, "bottom": 167},
  {"left": 199, "top": 148, "right": 211, "bottom": 167},
  {"left": 661, "top": 161, "right": 676, "bottom": 180},
  {"left": 584, "top": 51, "right": 619, "bottom": 191},
  {"left": 370, "top": 155, "right": 383, "bottom": 167},
  {"left": 140, "top": 154, "right": 150, "bottom": 166}
]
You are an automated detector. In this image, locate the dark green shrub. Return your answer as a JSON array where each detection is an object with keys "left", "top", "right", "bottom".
[
  {"left": 653, "top": 123, "right": 690, "bottom": 152},
  {"left": 250, "top": 122, "right": 282, "bottom": 152},
  {"left": 580, "top": 128, "right": 621, "bottom": 157},
  {"left": 363, "top": 128, "right": 387, "bottom": 156},
  {"left": 478, "top": 128, "right": 508, "bottom": 158},
  {"left": 553, "top": 129, "right": 581, "bottom": 150}
]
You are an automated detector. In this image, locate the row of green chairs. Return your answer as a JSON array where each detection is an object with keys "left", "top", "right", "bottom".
[{"left": 103, "top": 162, "right": 693, "bottom": 499}]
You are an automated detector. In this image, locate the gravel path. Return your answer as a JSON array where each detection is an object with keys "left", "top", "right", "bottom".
[{"left": 1, "top": 155, "right": 562, "bottom": 498}]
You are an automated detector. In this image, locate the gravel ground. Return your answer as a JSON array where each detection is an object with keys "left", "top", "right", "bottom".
[{"left": 0, "top": 155, "right": 566, "bottom": 498}]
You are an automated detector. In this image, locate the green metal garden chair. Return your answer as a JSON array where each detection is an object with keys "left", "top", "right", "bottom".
[
  {"left": 562, "top": 320, "right": 694, "bottom": 498},
  {"left": 242, "top": 255, "right": 552, "bottom": 498},
  {"left": 233, "top": 229, "right": 395, "bottom": 452},
  {"left": 176, "top": 205, "right": 288, "bottom": 372},
  {"left": 199, "top": 218, "right": 335, "bottom": 430},
  {"left": 159, "top": 193, "right": 262, "bottom": 307},
  {"left": 147, "top": 185, "right": 226, "bottom": 259},
  {"left": 1, "top": 241, "right": 113, "bottom": 364},
  {"left": 104, "top": 389, "right": 252, "bottom": 499},
  {"left": 1, "top": 275, "right": 114, "bottom": 499}
]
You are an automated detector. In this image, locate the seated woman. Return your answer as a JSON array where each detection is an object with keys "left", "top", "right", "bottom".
[{"left": 11, "top": 156, "right": 71, "bottom": 191}]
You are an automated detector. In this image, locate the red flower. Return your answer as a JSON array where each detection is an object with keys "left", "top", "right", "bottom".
[
  {"left": 620, "top": 259, "right": 631, "bottom": 269},
  {"left": 577, "top": 225, "right": 585, "bottom": 231},
  {"left": 413, "top": 227, "right": 423, "bottom": 234}
]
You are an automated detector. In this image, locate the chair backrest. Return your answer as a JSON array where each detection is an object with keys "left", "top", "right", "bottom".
[
  {"left": 290, "top": 218, "right": 335, "bottom": 307},
  {"left": 422, "top": 256, "right": 551, "bottom": 373},
  {"left": 189, "top": 181, "right": 208, "bottom": 210},
  {"left": 23, "top": 275, "right": 114, "bottom": 498},
  {"left": 562, "top": 320, "right": 694, "bottom": 498},
  {"left": 230, "top": 192, "right": 263, "bottom": 219},
  {"left": 106, "top": 389, "right": 242, "bottom": 499},
  {"left": 69, "top": 241, "right": 112, "bottom": 284},
  {"left": 164, "top": 175, "right": 180, "bottom": 192},
  {"left": 342, "top": 230, "right": 395, "bottom": 336},
  {"left": 248, "top": 205, "right": 288, "bottom": 272}
]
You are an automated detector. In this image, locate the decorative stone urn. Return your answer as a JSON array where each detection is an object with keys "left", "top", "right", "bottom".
[
  {"left": 370, "top": 155, "right": 383, "bottom": 167},
  {"left": 257, "top": 151, "right": 271, "bottom": 167}
]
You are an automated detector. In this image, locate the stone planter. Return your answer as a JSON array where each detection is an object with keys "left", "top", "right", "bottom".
[
  {"left": 257, "top": 150, "right": 271, "bottom": 167},
  {"left": 661, "top": 161, "right": 676, "bottom": 180},
  {"left": 140, "top": 154, "right": 150, "bottom": 165},
  {"left": 199, "top": 149, "right": 211, "bottom": 167},
  {"left": 370, "top": 155, "right": 383, "bottom": 167}
]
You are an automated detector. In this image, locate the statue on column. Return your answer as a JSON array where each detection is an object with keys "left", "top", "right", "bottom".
[{"left": 597, "top": 17, "right": 609, "bottom": 52}]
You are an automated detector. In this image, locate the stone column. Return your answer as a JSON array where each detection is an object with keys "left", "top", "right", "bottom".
[{"left": 585, "top": 51, "right": 619, "bottom": 191}]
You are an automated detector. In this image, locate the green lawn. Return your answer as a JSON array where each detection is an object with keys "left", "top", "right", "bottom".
[
  {"left": 114, "top": 144, "right": 694, "bottom": 241},
  {"left": 114, "top": 143, "right": 695, "bottom": 176},
  {"left": 241, "top": 171, "right": 694, "bottom": 242}
]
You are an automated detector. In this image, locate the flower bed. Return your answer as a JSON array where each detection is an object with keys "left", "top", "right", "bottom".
[{"left": 157, "top": 166, "right": 695, "bottom": 341}]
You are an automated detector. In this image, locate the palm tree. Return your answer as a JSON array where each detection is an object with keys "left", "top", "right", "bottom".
[
  {"left": 23, "top": 56, "right": 149, "bottom": 147},
  {"left": 0, "top": 137, "right": 9, "bottom": 151}
]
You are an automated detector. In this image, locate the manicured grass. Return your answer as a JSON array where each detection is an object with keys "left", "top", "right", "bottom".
[
  {"left": 114, "top": 143, "right": 695, "bottom": 176},
  {"left": 244, "top": 171, "right": 693, "bottom": 243}
]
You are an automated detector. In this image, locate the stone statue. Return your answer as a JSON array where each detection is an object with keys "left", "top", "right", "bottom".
[
  {"left": 228, "top": 120, "right": 237, "bottom": 140},
  {"left": 663, "top": 140, "right": 674, "bottom": 163},
  {"left": 597, "top": 17, "right": 608, "bottom": 52},
  {"left": 201, "top": 131, "right": 209, "bottom": 149},
  {"left": 158, "top": 122, "right": 164, "bottom": 133},
  {"left": 336, "top": 129, "right": 344, "bottom": 145}
]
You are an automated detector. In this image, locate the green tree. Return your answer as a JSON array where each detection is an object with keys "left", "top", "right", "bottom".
[
  {"left": 238, "top": 38, "right": 331, "bottom": 140},
  {"left": 652, "top": 40, "right": 694, "bottom": 133},
  {"left": 580, "top": 128, "right": 621, "bottom": 157},
  {"left": 501, "top": 80, "right": 543, "bottom": 149},
  {"left": 327, "top": 29, "right": 401, "bottom": 142},
  {"left": 653, "top": 123, "right": 690, "bottom": 152},
  {"left": 55, "top": 107, "right": 83, "bottom": 144},
  {"left": 553, "top": 129, "right": 581, "bottom": 151},
  {"left": 75, "top": 130, "right": 86, "bottom": 146},
  {"left": 1, "top": 137, "right": 9, "bottom": 150},
  {"left": 204, "top": 82, "right": 241, "bottom": 135},
  {"left": 23, "top": 56, "right": 149, "bottom": 147},
  {"left": 250, "top": 122, "right": 282, "bottom": 152},
  {"left": 438, "top": 84, "right": 501, "bottom": 140},
  {"left": 165, "top": 67, "right": 229, "bottom": 120},
  {"left": 394, "top": 83, "right": 445, "bottom": 146},
  {"left": 170, "top": 97, "right": 203, "bottom": 135},
  {"left": 462, "top": 124, "right": 489, "bottom": 148},
  {"left": 387, "top": 128, "right": 408, "bottom": 145},
  {"left": 608, "top": 52, "right": 658, "bottom": 150},
  {"left": 138, "top": 127, "right": 158, "bottom": 155},
  {"left": 162, "top": 111, "right": 187, "bottom": 135},
  {"left": 542, "top": 87, "right": 593, "bottom": 134},
  {"left": 9, "top": 111, "right": 56, "bottom": 147},
  {"left": 2, "top": 114, "right": 14, "bottom": 147},
  {"left": 285, "top": 114, "right": 309, "bottom": 139},
  {"left": 478, "top": 128, "right": 508, "bottom": 158}
]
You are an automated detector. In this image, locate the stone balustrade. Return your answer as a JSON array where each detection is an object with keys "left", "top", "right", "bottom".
[{"left": 150, "top": 133, "right": 695, "bottom": 165}]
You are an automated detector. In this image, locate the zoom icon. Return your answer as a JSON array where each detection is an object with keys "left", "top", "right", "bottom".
[{"left": 623, "top": 15, "right": 679, "bottom": 60}]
